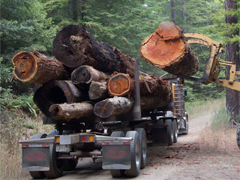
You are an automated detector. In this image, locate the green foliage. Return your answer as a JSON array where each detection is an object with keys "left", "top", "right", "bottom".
[{"left": 1, "top": 0, "right": 238, "bottom": 105}]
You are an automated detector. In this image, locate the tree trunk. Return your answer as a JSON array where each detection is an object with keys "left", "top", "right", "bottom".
[
  {"left": 52, "top": 25, "right": 135, "bottom": 74},
  {"left": 140, "top": 96, "right": 170, "bottom": 110},
  {"left": 89, "top": 81, "right": 108, "bottom": 100},
  {"left": 107, "top": 73, "right": 172, "bottom": 99},
  {"left": 225, "top": 0, "right": 240, "bottom": 120},
  {"left": 72, "top": 0, "right": 78, "bottom": 22},
  {"left": 140, "top": 21, "right": 199, "bottom": 76},
  {"left": 71, "top": 65, "right": 109, "bottom": 85},
  {"left": 94, "top": 97, "right": 133, "bottom": 118},
  {"left": 34, "top": 80, "right": 86, "bottom": 118},
  {"left": 171, "top": 1, "right": 176, "bottom": 23},
  {"left": 12, "top": 51, "right": 69, "bottom": 84},
  {"left": 49, "top": 102, "right": 94, "bottom": 120}
]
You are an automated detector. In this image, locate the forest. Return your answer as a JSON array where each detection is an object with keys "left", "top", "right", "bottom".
[{"left": 0, "top": 0, "right": 239, "bottom": 115}]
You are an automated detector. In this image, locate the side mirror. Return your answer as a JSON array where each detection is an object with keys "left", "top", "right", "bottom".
[{"left": 183, "top": 88, "right": 187, "bottom": 98}]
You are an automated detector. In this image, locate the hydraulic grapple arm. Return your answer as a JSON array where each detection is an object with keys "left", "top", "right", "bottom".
[{"left": 182, "top": 33, "right": 240, "bottom": 91}]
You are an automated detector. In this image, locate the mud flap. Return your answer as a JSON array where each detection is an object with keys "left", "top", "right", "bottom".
[
  {"left": 22, "top": 145, "right": 50, "bottom": 171},
  {"left": 152, "top": 127, "right": 168, "bottom": 145},
  {"left": 102, "top": 143, "right": 131, "bottom": 170}
]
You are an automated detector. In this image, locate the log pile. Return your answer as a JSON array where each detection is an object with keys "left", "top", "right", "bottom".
[{"left": 12, "top": 22, "right": 198, "bottom": 122}]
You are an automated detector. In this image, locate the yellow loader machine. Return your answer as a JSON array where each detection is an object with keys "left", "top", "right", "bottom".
[{"left": 184, "top": 33, "right": 240, "bottom": 149}]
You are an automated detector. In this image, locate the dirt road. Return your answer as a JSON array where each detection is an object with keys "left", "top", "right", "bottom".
[{"left": 40, "top": 113, "right": 240, "bottom": 180}]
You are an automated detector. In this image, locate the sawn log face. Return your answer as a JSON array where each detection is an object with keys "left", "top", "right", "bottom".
[{"left": 140, "top": 21, "right": 199, "bottom": 76}]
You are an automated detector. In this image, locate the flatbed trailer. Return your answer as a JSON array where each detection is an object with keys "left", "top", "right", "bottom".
[{"left": 19, "top": 61, "right": 189, "bottom": 179}]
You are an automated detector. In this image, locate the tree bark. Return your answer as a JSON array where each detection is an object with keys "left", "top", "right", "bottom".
[
  {"left": 140, "top": 96, "right": 170, "bottom": 110},
  {"left": 12, "top": 51, "right": 69, "bottom": 84},
  {"left": 94, "top": 97, "right": 133, "bottom": 118},
  {"left": 107, "top": 73, "right": 172, "bottom": 100},
  {"left": 171, "top": 1, "right": 176, "bottom": 23},
  {"left": 53, "top": 25, "right": 135, "bottom": 74},
  {"left": 49, "top": 102, "right": 94, "bottom": 120},
  {"left": 71, "top": 65, "right": 109, "bottom": 85},
  {"left": 225, "top": 0, "right": 240, "bottom": 120},
  {"left": 140, "top": 21, "right": 199, "bottom": 76},
  {"left": 34, "top": 80, "right": 86, "bottom": 118},
  {"left": 89, "top": 81, "right": 108, "bottom": 100}
]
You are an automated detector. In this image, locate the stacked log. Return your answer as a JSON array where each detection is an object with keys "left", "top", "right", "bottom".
[{"left": 11, "top": 22, "right": 198, "bottom": 123}]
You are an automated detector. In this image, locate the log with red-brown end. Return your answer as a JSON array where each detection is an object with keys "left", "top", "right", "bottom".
[
  {"left": 12, "top": 51, "right": 69, "bottom": 84},
  {"left": 140, "top": 21, "right": 199, "bottom": 76}
]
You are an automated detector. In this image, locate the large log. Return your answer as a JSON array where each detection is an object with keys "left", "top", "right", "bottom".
[
  {"left": 71, "top": 65, "right": 109, "bottom": 85},
  {"left": 34, "top": 80, "right": 86, "bottom": 118},
  {"left": 89, "top": 81, "right": 108, "bottom": 100},
  {"left": 12, "top": 51, "right": 69, "bottom": 84},
  {"left": 94, "top": 97, "right": 133, "bottom": 118},
  {"left": 107, "top": 73, "right": 171, "bottom": 98},
  {"left": 49, "top": 102, "right": 93, "bottom": 120},
  {"left": 140, "top": 21, "right": 199, "bottom": 76},
  {"left": 140, "top": 96, "right": 170, "bottom": 110},
  {"left": 53, "top": 25, "right": 135, "bottom": 74}
]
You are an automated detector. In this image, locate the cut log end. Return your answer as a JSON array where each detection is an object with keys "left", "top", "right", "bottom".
[
  {"left": 12, "top": 51, "right": 37, "bottom": 82},
  {"left": 94, "top": 99, "right": 114, "bottom": 118},
  {"left": 140, "top": 21, "right": 199, "bottom": 76},
  {"left": 141, "top": 33, "right": 186, "bottom": 69},
  {"left": 108, "top": 73, "right": 132, "bottom": 96}
]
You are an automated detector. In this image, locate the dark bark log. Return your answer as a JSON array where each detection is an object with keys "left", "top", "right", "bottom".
[
  {"left": 140, "top": 96, "right": 170, "bottom": 110},
  {"left": 71, "top": 65, "right": 109, "bottom": 85},
  {"left": 107, "top": 73, "right": 171, "bottom": 100},
  {"left": 89, "top": 81, "right": 108, "bottom": 100},
  {"left": 49, "top": 102, "right": 93, "bottom": 120},
  {"left": 34, "top": 80, "right": 86, "bottom": 118},
  {"left": 140, "top": 21, "right": 199, "bottom": 76},
  {"left": 12, "top": 51, "right": 69, "bottom": 84},
  {"left": 53, "top": 25, "right": 135, "bottom": 74},
  {"left": 94, "top": 97, "right": 133, "bottom": 118},
  {"left": 225, "top": 0, "right": 240, "bottom": 119}
]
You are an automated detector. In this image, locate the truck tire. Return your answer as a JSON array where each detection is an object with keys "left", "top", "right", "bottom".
[
  {"left": 135, "top": 128, "right": 147, "bottom": 169},
  {"left": 173, "top": 120, "right": 178, "bottom": 143},
  {"left": 166, "top": 119, "right": 174, "bottom": 145},
  {"left": 237, "top": 125, "right": 240, "bottom": 150},
  {"left": 29, "top": 133, "right": 47, "bottom": 179},
  {"left": 44, "top": 132, "right": 64, "bottom": 178},
  {"left": 125, "top": 131, "right": 141, "bottom": 177},
  {"left": 181, "top": 114, "right": 189, "bottom": 135},
  {"left": 110, "top": 131, "right": 125, "bottom": 177}
]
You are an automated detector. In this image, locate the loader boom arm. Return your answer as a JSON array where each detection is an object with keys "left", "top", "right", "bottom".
[{"left": 183, "top": 33, "right": 240, "bottom": 91}]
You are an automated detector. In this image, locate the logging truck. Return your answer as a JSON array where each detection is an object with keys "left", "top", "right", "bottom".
[{"left": 19, "top": 62, "right": 189, "bottom": 179}]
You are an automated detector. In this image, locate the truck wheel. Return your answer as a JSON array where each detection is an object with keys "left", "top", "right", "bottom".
[
  {"left": 237, "top": 125, "right": 240, "bottom": 150},
  {"left": 166, "top": 119, "right": 174, "bottom": 145},
  {"left": 29, "top": 133, "right": 47, "bottom": 179},
  {"left": 125, "top": 131, "right": 141, "bottom": 177},
  {"left": 181, "top": 115, "right": 189, "bottom": 135},
  {"left": 110, "top": 131, "right": 125, "bottom": 177},
  {"left": 135, "top": 128, "right": 147, "bottom": 169},
  {"left": 173, "top": 120, "right": 178, "bottom": 143},
  {"left": 44, "top": 133, "right": 64, "bottom": 178}
]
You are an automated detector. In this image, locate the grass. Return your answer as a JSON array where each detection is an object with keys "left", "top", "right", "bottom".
[
  {"left": 185, "top": 98, "right": 225, "bottom": 119},
  {"left": 0, "top": 108, "right": 54, "bottom": 180},
  {"left": 196, "top": 99, "right": 239, "bottom": 155}
]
